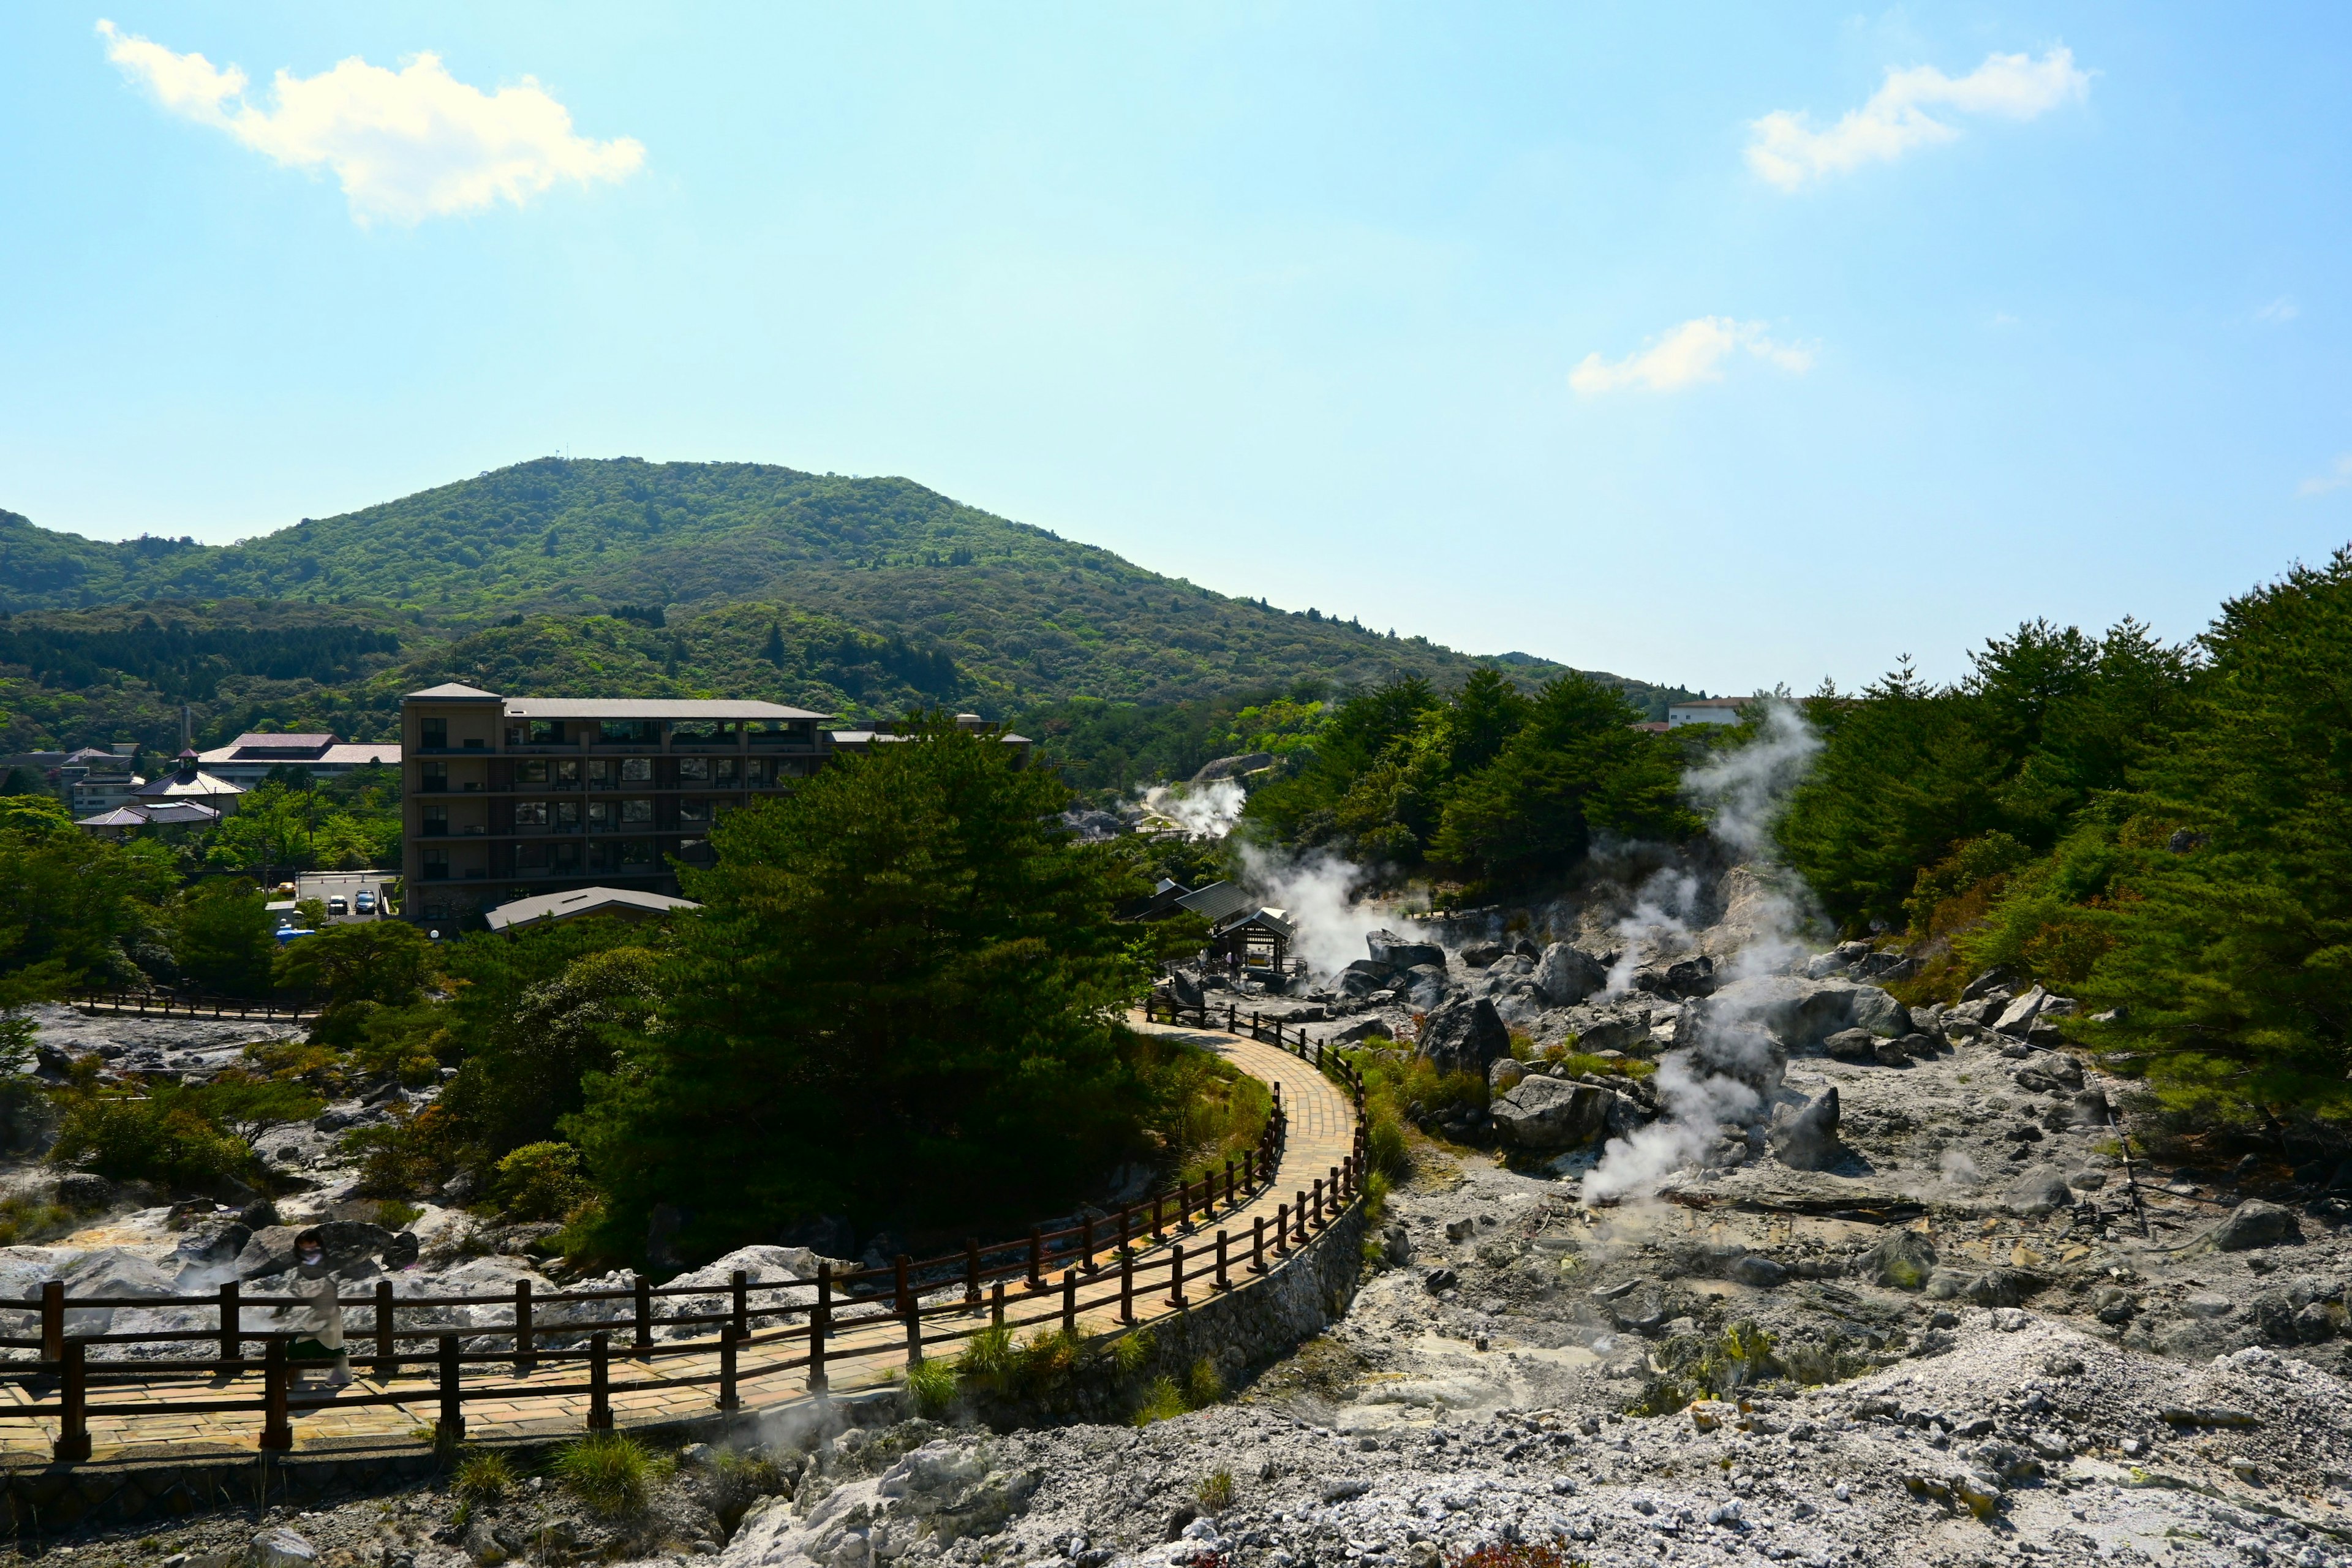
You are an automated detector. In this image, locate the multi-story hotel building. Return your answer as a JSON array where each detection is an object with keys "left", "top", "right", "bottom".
[
  {"left": 399, "top": 683, "right": 1029, "bottom": 929},
  {"left": 399, "top": 682, "right": 837, "bottom": 927}
]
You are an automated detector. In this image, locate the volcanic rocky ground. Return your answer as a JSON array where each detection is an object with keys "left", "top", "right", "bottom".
[{"left": 14, "top": 865, "right": 2352, "bottom": 1568}]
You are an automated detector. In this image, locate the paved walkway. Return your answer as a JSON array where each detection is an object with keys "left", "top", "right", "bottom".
[{"left": 0, "top": 1019, "right": 1358, "bottom": 1464}]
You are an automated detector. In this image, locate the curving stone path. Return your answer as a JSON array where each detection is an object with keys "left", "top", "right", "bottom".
[{"left": 0, "top": 1017, "right": 1357, "bottom": 1465}]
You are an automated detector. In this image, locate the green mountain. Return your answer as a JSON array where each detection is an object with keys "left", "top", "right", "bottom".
[{"left": 0, "top": 458, "right": 1695, "bottom": 760}]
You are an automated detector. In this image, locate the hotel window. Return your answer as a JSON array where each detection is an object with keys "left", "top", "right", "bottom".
[
  {"left": 515, "top": 842, "right": 547, "bottom": 870},
  {"left": 588, "top": 759, "right": 615, "bottom": 789},
  {"left": 620, "top": 797, "right": 654, "bottom": 826},
  {"left": 555, "top": 801, "right": 582, "bottom": 831},
  {"left": 619, "top": 839, "right": 655, "bottom": 867},
  {"left": 422, "top": 847, "right": 450, "bottom": 880},
  {"left": 513, "top": 801, "right": 549, "bottom": 829},
  {"left": 620, "top": 756, "right": 653, "bottom": 783},
  {"left": 421, "top": 761, "right": 449, "bottom": 793},
  {"left": 550, "top": 842, "right": 582, "bottom": 873},
  {"left": 677, "top": 756, "right": 711, "bottom": 783},
  {"left": 422, "top": 804, "right": 448, "bottom": 837},
  {"left": 715, "top": 756, "right": 740, "bottom": 786},
  {"left": 588, "top": 801, "right": 616, "bottom": 832},
  {"left": 514, "top": 760, "right": 549, "bottom": 785},
  {"left": 678, "top": 797, "right": 712, "bottom": 824},
  {"left": 420, "top": 718, "right": 447, "bottom": 750},
  {"left": 528, "top": 720, "right": 567, "bottom": 744},
  {"left": 598, "top": 718, "right": 659, "bottom": 745},
  {"left": 556, "top": 758, "right": 582, "bottom": 786},
  {"left": 742, "top": 758, "right": 770, "bottom": 786},
  {"left": 678, "top": 838, "right": 714, "bottom": 865},
  {"left": 587, "top": 841, "right": 614, "bottom": 872}
]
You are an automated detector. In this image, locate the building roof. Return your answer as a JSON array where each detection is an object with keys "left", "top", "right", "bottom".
[
  {"left": 1174, "top": 881, "right": 1257, "bottom": 925},
  {"left": 484, "top": 886, "right": 703, "bottom": 932},
  {"left": 502, "top": 698, "right": 828, "bottom": 721},
  {"left": 132, "top": 766, "right": 244, "bottom": 801},
  {"left": 206, "top": 733, "right": 337, "bottom": 760},
  {"left": 1670, "top": 698, "right": 1749, "bottom": 710},
  {"left": 405, "top": 682, "right": 502, "bottom": 701},
  {"left": 74, "top": 807, "right": 149, "bottom": 828},
  {"left": 140, "top": 801, "right": 222, "bottom": 826},
  {"left": 321, "top": 743, "right": 400, "bottom": 766},
  {"left": 1631, "top": 720, "right": 1673, "bottom": 733}
]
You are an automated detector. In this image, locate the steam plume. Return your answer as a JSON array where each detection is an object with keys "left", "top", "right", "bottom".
[{"left": 1136, "top": 778, "right": 1245, "bottom": 840}]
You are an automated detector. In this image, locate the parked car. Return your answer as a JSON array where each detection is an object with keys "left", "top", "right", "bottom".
[
  {"left": 327, "top": 896, "right": 349, "bottom": 916},
  {"left": 355, "top": 890, "right": 375, "bottom": 914}
]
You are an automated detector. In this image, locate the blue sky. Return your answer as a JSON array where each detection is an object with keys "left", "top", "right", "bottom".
[{"left": 3, "top": 4, "right": 2348, "bottom": 696}]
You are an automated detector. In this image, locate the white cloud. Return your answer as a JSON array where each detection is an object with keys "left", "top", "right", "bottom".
[
  {"left": 1746, "top": 47, "right": 2089, "bottom": 190},
  {"left": 2298, "top": 454, "right": 2352, "bottom": 498},
  {"left": 97, "top": 20, "right": 644, "bottom": 224},
  {"left": 1570, "top": 317, "right": 1815, "bottom": 396},
  {"left": 2256, "top": 296, "right": 2299, "bottom": 325}
]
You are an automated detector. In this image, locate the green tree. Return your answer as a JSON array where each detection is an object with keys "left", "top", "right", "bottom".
[
  {"left": 1431, "top": 674, "right": 1697, "bottom": 885},
  {"left": 274, "top": 919, "right": 436, "bottom": 1011},
  {"left": 568, "top": 717, "right": 1156, "bottom": 1261},
  {"left": 170, "top": 878, "right": 277, "bottom": 996},
  {"left": 2081, "top": 547, "right": 2352, "bottom": 1111}
]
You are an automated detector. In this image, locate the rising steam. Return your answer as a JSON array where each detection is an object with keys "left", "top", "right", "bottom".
[
  {"left": 1234, "top": 840, "right": 1433, "bottom": 978},
  {"left": 1583, "top": 702, "right": 1823, "bottom": 1204},
  {"left": 1136, "top": 778, "right": 1246, "bottom": 839}
]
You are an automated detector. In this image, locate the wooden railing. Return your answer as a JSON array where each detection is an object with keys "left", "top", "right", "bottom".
[
  {"left": 66, "top": 991, "right": 318, "bottom": 1023},
  {"left": 1140, "top": 995, "right": 1368, "bottom": 1106},
  {"left": 2, "top": 1082, "right": 1374, "bottom": 1460}
]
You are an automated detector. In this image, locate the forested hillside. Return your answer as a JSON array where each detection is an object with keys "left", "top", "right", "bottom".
[{"left": 0, "top": 459, "right": 1692, "bottom": 726}]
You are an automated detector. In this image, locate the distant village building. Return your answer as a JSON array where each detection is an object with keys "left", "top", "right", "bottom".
[
  {"left": 399, "top": 684, "right": 1028, "bottom": 930},
  {"left": 1120, "top": 878, "right": 1295, "bottom": 976},
  {"left": 1665, "top": 698, "right": 1748, "bottom": 728},
  {"left": 69, "top": 766, "right": 146, "bottom": 818},
  {"left": 131, "top": 750, "right": 246, "bottom": 815},
  {"left": 197, "top": 732, "right": 401, "bottom": 787}
]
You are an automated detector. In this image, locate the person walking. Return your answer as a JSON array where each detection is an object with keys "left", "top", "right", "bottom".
[{"left": 277, "top": 1228, "right": 351, "bottom": 1390}]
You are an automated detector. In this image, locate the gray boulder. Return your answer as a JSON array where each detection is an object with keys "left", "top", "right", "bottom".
[
  {"left": 1460, "top": 943, "right": 1505, "bottom": 968},
  {"left": 1417, "top": 998, "right": 1510, "bottom": 1079},
  {"left": 54, "top": 1171, "right": 114, "bottom": 1210},
  {"left": 1664, "top": 955, "right": 1717, "bottom": 996},
  {"left": 1847, "top": 986, "right": 1913, "bottom": 1038},
  {"left": 251, "top": 1529, "right": 317, "bottom": 1568},
  {"left": 1168, "top": 970, "right": 1204, "bottom": 1011},
  {"left": 235, "top": 1220, "right": 394, "bottom": 1281},
  {"left": 1709, "top": 976, "right": 1861, "bottom": 1048},
  {"left": 1728, "top": 1254, "right": 1788, "bottom": 1289},
  {"left": 1487, "top": 1057, "right": 1526, "bottom": 1093},
  {"left": 1768, "top": 1088, "right": 1841, "bottom": 1170},
  {"left": 1822, "top": 1028, "right": 1879, "bottom": 1062},
  {"left": 1490, "top": 1076, "right": 1611, "bottom": 1151},
  {"left": 1993, "top": 986, "right": 2050, "bottom": 1037},
  {"left": 2212, "top": 1200, "right": 2301, "bottom": 1252},
  {"left": 1367, "top": 929, "right": 1447, "bottom": 973},
  {"left": 1532, "top": 943, "right": 1608, "bottom": 1006},
  {"left": 2006, "top": 1167, "right": 2075, "bottom": 1217}
]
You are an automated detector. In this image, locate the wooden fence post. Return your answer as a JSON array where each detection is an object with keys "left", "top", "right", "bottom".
[
  {"left": 903, "top": 1301, "right": 923, "bottom": 1369},
  {"left": 1150, "top": 1193, "right": 1165, "bottom": 1242},
  {"left": 1311, "top": 1178, "right": 1325, "bottom": 1228},
  {"left": 1241, "top": 1150, "right": 1254, "bottom": 1190},
  {"left": 990, "top": 1280, "right": 1005, "bottom": 1329},
  {"left": 1223, "top": 1159, "right": 1235, "bottom": 1208},
  {"left": 374, "top": 1279, "right": 397, "bottom": 1380},
  {"left": 965, "top": 1238, "right": 981, "bottom": 1304},
  {"left": 1119, "top": 1246, "right": 1134, "bottom": 1323},
  {"left": 514, "top": 1279, "right": 535, "bottom": 1374},
  {"left": 634, "top": 1274, "right": 653, "bottom": 1355},
  {"left": 261, "top": 1337, "right": 292, "bottom": 1452},
  {"left": 588, "top": 1332, "right": 613, "bottom": 1430},
  {"left": 438, "top": 1333, "right": 463, "bottom": 1443},
  {"left": 719, "top": 1324, "right": 740, "bottom": 1411},
  {"left": 1028, "top": 1226, "right": 1044, "bottom": 1291},
  {"left": 40, "top": 1281, "right": 62, "bottom": 1366},
  {"left": 1215, "top": 1231, "right": 1230, "bottom": 1291},
  {"left": 217, "top": 1280, "right": 239, "bottom": 1366},
  {"left": 808, "top": 1264, "right": 831, "bottom": 1394},
  {"left": 1061, "top": 1270, "right": 1076, "bottom": 1336},
  {"left": 1294, "top": 1193, "right": 1309, "bottom": 1243},
  {"left": 55, "top": 1340, "right": 90, "bottom": 1463},
  {"left": 1252, "top": 1216, "right": 1266, "bottom": 1273},
  {"left": 1080, "top": 1213, "right": 1097, "bottom": 1274},
  {"left": 733, "top": 1270, "right": 751, "bottom": 1340},
  {"left": 1168, "top": 1243, "right": 1186, "bottom": 1308}
]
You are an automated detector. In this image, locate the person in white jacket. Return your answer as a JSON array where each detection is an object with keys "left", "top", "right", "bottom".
[{"left": 276, "top": 1229, "right": 350, "bottom": 1390}]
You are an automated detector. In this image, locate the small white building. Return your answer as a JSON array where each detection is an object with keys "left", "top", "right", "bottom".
[
  {"left": 69, "top": 772, "right": 147, "bottom": 816},
  {"left": 1665, "top": 698, "right": 1749, "bottom": 728},
  {"left": 197, "top": 732, "right": 401, "bottom": 787}
]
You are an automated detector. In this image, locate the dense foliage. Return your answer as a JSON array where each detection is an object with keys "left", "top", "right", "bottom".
[
  {"left": 566, "top": 719, "right": 1161, "bottom": 1257},
  {"left": 0, "top": 459, "right": 1662, "bottom": 723},
  {"left": 1777, "top": 548, "right": 2352, "bottom": 1120},
  {"left": 1245, "top": 668, "right": 1701, "bottom": 889}
]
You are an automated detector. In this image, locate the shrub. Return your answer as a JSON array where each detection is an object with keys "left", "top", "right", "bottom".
[
  {"left": 453, "top": 1449, "right": 514, "bottom": 1504},
  {"left": 1133, "top": 1375, "right": 1188, "bottom": 1426},
  {"left": 492, "top": 1142, "right": 593, "bottom": 1221},
  {"left": 904, "top": 1355, "right": 957, "bottom": 1417},
  {"left": 0, "top": 1196, "right": 74, "bottom": 1246},
  {"left": 1183, "top": 1357, "right": 1224, "bottom": 1408},
  {"left": 1196, "top": 1467, "right": 1234, "bottom": 1513},
  {"left": 48, "top": 1087, "right": 252, "bottom": 1188},
  {"left": 552, "top": 1431, "right": 672, "bottom": 1517}
]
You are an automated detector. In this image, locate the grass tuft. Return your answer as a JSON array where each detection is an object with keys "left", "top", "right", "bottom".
[
  {"left": 1196, "top": 1467, "right": 1234, "bottom": 1513},
  {"left": 552, "top": 1431, "right": 673, "bottom": 1517},
  {"left": 453, "top": 1449, "right": 515, "bottom": 1504}
]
